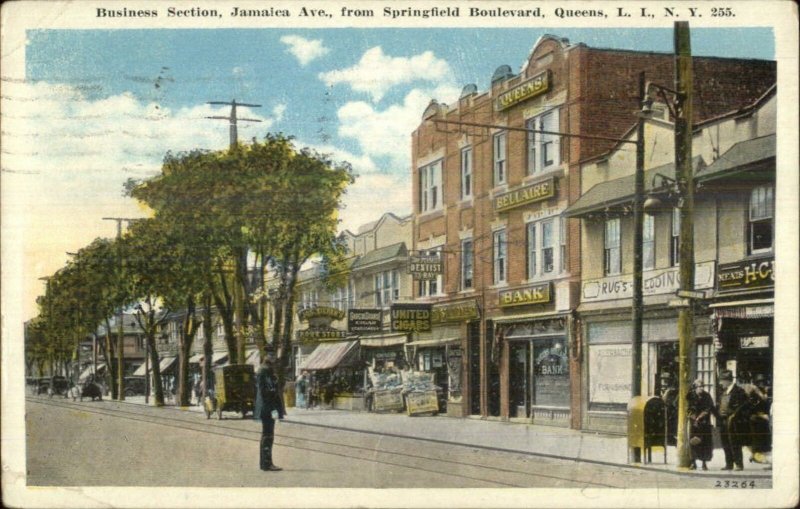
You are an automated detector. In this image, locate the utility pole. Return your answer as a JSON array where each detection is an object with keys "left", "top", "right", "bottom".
[
  {"left": 673, "top": 21, "right": 695, "bottom": 470},
  {"left": 206, "top": 99, "right": 262, "bottom": 149},
  {"left": 632, "top": 71, "right": 646, "bottom": 400},
  {"left": 103, "top": 217, "right": 138, "bottom": 401},
  {"left": 207, "top": 99, "right": 262, "bottom": 365}
]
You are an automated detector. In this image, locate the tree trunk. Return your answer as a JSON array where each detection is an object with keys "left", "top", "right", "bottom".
[
  {"left": 202, "top": 292, "right": 214, "bottom": 400},
  {"left": 178, "top": 296, "right": 199, "bottom": 407},
  {"left": 146, "top": 333, "right": 164, "bottom": 406},
  {"left": 103, "top": 319, "right": 118, "bottom": 399}
]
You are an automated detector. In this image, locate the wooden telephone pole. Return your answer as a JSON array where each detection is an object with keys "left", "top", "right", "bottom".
[{"left": 206, "top": 100, "right": 262, "bottom": 365}]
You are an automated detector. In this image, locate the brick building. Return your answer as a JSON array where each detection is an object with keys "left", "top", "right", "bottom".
[{"left": 410, "top": 34, "right": 775, "bottom": 427}]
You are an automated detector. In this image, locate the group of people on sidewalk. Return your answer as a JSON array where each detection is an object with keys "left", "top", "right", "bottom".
[{"left": 666, "top": 370, "right": 772, "bottom": 471}]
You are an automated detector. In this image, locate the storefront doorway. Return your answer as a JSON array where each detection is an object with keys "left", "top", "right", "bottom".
[
  {"left": 508, "top": 337, "right": 569, "bottom": 418},
  {"left": 468, "top": 321, "right": 481, "bottom": 415}
]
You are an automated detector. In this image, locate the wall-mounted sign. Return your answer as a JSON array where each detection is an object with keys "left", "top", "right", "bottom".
[
  {"left": 499, "top": 283, "right": 551, "bottom": 307},
  {"left": 582, "top": 261, "right": 715, "bottom": 303},
  {"left": 408, "top": 254, "right": 443, "bottom": 281},
  {"left": 298, "top": 306, "right": 345, "bottom": 322},
  {"left": 740, "top": 335, "right": 770, "bottom": 349},
  {"left": 494, "top": 177, "right": 555, "bottom": 212},
  {"left": 717, "top": 256, "right": 774, "bottom": 292},
  {"left": 347, "top": 309, "right": 383, "bottom": 333},
  {"left": 390, "top": 303, "right": 432, "bottom": 332},
  {"left": 297, "top": 329, "right": 348, "bottom": 342},
  {"left": 496, "top": 71, "right": 550, "bottom": 111},
  {"left": 431, "top": 299, "right": 480, "bottom": 324}
]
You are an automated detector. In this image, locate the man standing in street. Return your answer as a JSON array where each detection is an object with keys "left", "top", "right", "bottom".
[
  {"left": 716, "top": 370, "right": 748, "bottom": 471},
  {"left": 256, "top": 356, "right": 285, "bottom": 471}
]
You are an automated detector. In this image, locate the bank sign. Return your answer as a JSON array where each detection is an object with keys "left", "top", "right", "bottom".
[
  {"left": 347, "top": 309, "right": 382, "bottom": 333},
  {"left": 496, "top": 71, "right": 550, "bottom": 111},
  {"left": 581, "top": 261, "right": 715, "bottom": 303},
  {"left": 717, "top": 256, "right": 774, "bottom": 292},
  {"left": 390, "top": 303, "right": 432, "bottom": 332},
  {"left": 494, "top": 177, "right": 555, "bottom": 213},
  {"left": 499, "top": 283, "right": 551, "bottom": 307}
]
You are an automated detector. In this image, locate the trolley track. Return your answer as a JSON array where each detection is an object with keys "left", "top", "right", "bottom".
[{"left": 27, "top": 396, "right": 620, "bottom": 488}]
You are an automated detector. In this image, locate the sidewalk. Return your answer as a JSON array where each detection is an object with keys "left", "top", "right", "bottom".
[{"left": 125, "top": 396, "right": 771, "bottom": 477}]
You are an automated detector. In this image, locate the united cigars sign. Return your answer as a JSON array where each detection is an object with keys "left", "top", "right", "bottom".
[
  {"left": 408, "top": 253, "right": 443, "bottom": 281},
  {"left": 496, "top": 71, "right": 550, "bottom": 111},
  {"left": 390, "top": 303, "right": 432, "bottom": 332},
  {"left": 347, "top": 309, "right": 382, "bottom": 333},
  {"left": 717, "top": 256, "right": 774, "bottom": 292},
  {"left": 499, "top": 283, "right": 551, "bottom": 308},
  {"left": 494, "top": 177, "right": 555, "bottom": 213}
]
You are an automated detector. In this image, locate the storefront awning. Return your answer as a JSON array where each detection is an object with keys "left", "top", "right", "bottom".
[
  {"left": 79, "top": 363, "right": 106, "bottom": 382},
  {"left": 159, "top": 356, "right": 177, "bottom": 372},
  {"left": 359, "top": 333, "right": 408, "bottom": 347},
  {"left": 710, "top": 298, "right": 774, "bottom": 318},
  {"left": 132, "top": 362, "right": 148, "bottom": 376},
  {"left": 299, "top": 340, "right": 360, "bottom": 371},
  {"left": 188, "top": 353, "right": 203, "bottom": 364},
  {"left": 245, "top": 349, "right": 261, "bottom": 367},
  {"left": 406, "top": 337, "right": 459, "bottom": 348},
  {"left": 211, "top": 351, "right": 228, "bottom": 365}
]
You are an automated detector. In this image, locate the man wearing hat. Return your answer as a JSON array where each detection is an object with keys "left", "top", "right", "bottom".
[
  {"left": 256, "top": 355, "right": 286, "bottom": 471},
  {"left": 716, "top": 370, "right": 748, "bottom": 470}
]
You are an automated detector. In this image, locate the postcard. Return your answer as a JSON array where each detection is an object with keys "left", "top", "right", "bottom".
[{"left": 2, "top": 1, "right": 798, "bottom": 507}]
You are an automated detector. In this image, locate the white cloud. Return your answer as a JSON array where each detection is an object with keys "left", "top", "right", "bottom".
[
  {"left": 280, "top": 35, "right": 330, "bottom": 66},
  {"left": 1, "top": 81, "right": 282, "bottom": 318},
  {"left": 335, "top": 84, "right": 461, "bottom": 167},
  {"left": 272, "top": 103, "right": 287, "bottom": 122},
  {"left": 319, "top": 46, "right": 453, "bottom": 103}
]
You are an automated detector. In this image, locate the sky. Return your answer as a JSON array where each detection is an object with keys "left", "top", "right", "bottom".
[{"left": 3, "top": 27, "right": 775, "bottom": 320}]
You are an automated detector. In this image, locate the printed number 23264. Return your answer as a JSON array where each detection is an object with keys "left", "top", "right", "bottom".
[{"left": 715, "top": 480, "right": 756, "bottom": 488}]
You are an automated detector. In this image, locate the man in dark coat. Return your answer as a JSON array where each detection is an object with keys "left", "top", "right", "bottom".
[
  {"left": 256, "top": 357, "right": 285, "bottom": 471},
  {"left": 716, "top": 370, "right": 748, "bottom": 471}
]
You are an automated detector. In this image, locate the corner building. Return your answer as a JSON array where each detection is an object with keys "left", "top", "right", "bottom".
[{"left": 410, "top": 35, "right": 775, "bottom": 428}]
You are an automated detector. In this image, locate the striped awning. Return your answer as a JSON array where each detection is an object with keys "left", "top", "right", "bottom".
[
  {"left": 159, "top": 356, "right": 177, "bottom": 372},
  {"left": 299, "top": 341, "right": 360, "bottom": 371},
  {"left": 710, "top": 299, "right": 773, "bottom": 319},
  {"left": 359, "top": 333, "right": 408, "bottom": 347}
]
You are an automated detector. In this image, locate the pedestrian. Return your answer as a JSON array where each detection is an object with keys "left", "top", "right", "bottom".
[
  {"left": 295, "top": 371, "right": 308, "bottom": 409},
  {"left": 687, "top": 379, "right": 715, "bottom": 471},
  {"left": 659, "top": 372, "right": 678, "bottom": 446},
  {"left": 255, "top": 356, "right": 285, "bottom": 472},
  {"left": 716, "top": 370, "right": 748, "bottom": 471},
  {"left": 193, "top": 378, "right": 202, "bottom": 406},
  {"left": 745, "top": 374, "right": 772, "bottom": 463}
]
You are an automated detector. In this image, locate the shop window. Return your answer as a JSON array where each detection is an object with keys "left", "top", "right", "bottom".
[
  {"left": 460, "top": 147, "right": 472, "bottom": 199},
  {"left": 695, "top": 341, "right": 715, "bottom": 397},
  {"left": 643, "top": 213, "right": 655, "bottom": 270},
  {"left": 526, "top": 108, "right": 561, "bottom": 175},
  {"left": 749, "top": 185, "right": 774, "bottom": 254},
  {"left": 604, "top": 218, "right": 621, "bottom": 276},
  {"left": 493, "top": 132, "right": 507, "bottom": 186},
  {"left": 461, "top": 239, "right": 473, "bottom": 289},
  {"left": 419, "top": 160, "right": 442, "bottom": 213},
  {"left": 671, "top": 207, "right": 680, "bottom": 267},
  {"left": 560, "top": 218, "right": 567, "bottom": 273},
  {"left": 493, "top": 229, "right": 507, "bottom": 284}
]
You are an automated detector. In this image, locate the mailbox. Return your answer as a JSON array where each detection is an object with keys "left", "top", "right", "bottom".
[{"left": 627, "top": 395, "right": 667, "bottom": 464}]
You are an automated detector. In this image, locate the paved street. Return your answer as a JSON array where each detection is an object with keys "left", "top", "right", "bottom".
[{"left": 25, "top": 395, "right": 771, "bottom": 489}]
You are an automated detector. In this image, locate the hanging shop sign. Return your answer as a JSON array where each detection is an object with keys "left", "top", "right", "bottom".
[
  {"left": 298, "top": 306, "right": 346, "bottom": 329},
  {"left": 347, "top": 309, "right": 383, "bottom": 333},
  {"left": 496, "top": 71, "right": 550, "bottom": 111},
  {"left": 499, "top": 283, "right": 551, "bottom": 308},
  {"left": 390, "top": 303, "right": 432, "bottom": 332},
  {"left": 582, "top": 261, "right": 715, "bottom": 303},
  {"left": 494, "top": 177, "right": 555, "bottom": 212},
  {"left": 717, "top": 256, "right": 774, "bottom": 292},
  {"left": 408, "top": 253, "right": 443, "bottom": 281},
  {"left": 431, "top": 299, "right": 480, "bottom": 324}
]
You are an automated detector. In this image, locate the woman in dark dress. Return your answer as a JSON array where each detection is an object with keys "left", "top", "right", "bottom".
[{"left": 688, "top": 379, "right": 716, "bottom": 470}]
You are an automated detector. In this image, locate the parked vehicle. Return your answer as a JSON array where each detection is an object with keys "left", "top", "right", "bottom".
[
  {"left": 35, "top": 378, "right": 50, "bottom": 395},
  {"left": 80, "top": 382, "right": 103, "bottom": 401},
  {"left": 123, "top": 376, "right": 147, "bottom": 397},
  {"left": 50, "top": 376, "right": 70, "bottom": 397},
  {"left": 204, "top": 364, "right": 255, "bottom": 419}
]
